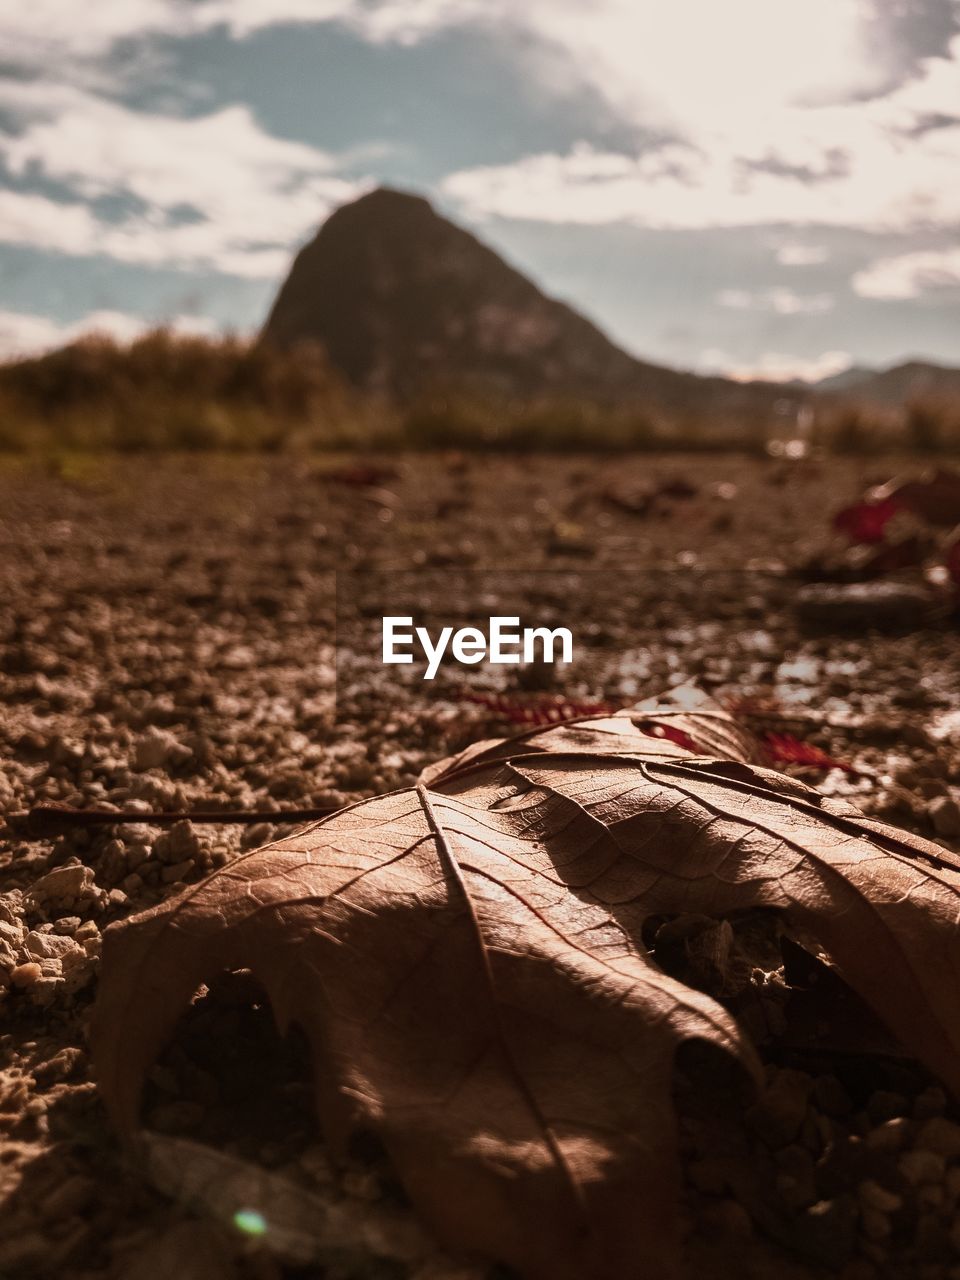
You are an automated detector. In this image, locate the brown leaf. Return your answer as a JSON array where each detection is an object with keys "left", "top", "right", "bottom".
[{"left": 92, "top": 687, "right": 960, "bottom": 1280}]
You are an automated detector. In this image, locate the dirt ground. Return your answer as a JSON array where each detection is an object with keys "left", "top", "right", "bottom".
[{"left": 2, "top": 451, "right": 960, "bottom": 1280}]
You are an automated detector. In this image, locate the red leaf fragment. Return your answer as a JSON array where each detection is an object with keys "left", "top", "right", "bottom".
[
  {"left": 833, "top": 495, "right": 902, "bottom": 545},
  {"left": 760, "top": 731, "right": 856, "bottom": 775}
]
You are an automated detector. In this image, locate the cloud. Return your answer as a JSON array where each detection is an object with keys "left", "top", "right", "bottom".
[
  {"left": 717, "top": 288, "right": 834, "bottom": 315},
  {"left": 439, "top": 27, "right": 960, "bottom": 235},
  {"left": 775, "top": 243, "right": 830, "bottom": 266},
  {"left": 215, "top": 0, "right": 486, "bottom": 43},
  {"left": 0, "top": 307, "right": 217, "bottom": 360},
  {"left": 0, "top": 190, "right": 101, "bottom": 257},
  {"left": 5, "top": 2, "right": 959, "bottom": 263},
  {"left": 700, "top": 348, "right": 853, "bottom": 384},
  {"left": 0, "top": 1, "right": 192, "bottom": 65},
  {"left": 5, "top": 0, "right": 955, "bottom": 97},
  {"left": 853, "top": 246, "right": 960, "bottom": 298},
  {"left": 0, "top": 0, "right": 482, "bottom": 75},
  {"left": 0, "top": 0, "right": 485, "bottom": 63},
  {"left": 0, "top": 86, "right": 363, "bottom": 276}
]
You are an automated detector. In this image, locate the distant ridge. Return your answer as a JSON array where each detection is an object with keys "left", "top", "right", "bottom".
[
  {"left": 261, "top": 187, "right": 800, "bottom": 422},
  {"left": 820, "top": 360, "right": 960, "bottom": 406},
  {"left": 811, "top": 365, "right": 877, "bottom": 394}
]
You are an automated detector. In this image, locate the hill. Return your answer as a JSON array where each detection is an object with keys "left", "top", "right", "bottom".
[
  {"left": 261, "top": 187, "right": 800, "bottom": 425},
  {"left": 831, "top": 360, "right": 960, "bottom": 406}
]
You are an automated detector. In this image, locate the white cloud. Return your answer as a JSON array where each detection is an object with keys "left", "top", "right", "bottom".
[
  {"left": 0, "top": 190, "right": 101, "bottom": 257},
  {"left": 700, "top": 348, "right": 853, "bottom": 383},
  {"left": 1, "top": 0, "right": 943, "bottom": 106},
  {"left": 0, "top": 1, "right": 192, "bottom": 65},
  {"left": 717, "top": 288, "right": 834, "bottom": 315},
  {"left": 0, "top": 0, "right": 485, "bottom": 61},
  {"left": 440, "top": 28, "right": 960, "bottom": 236},
  {"left": 491, "top": 0, "right": 902, "bottom": 130},
  {"left": 0, "top": 85, "right": 364, "bottom": 276},
  {"left": 0, "top": 308, "right": 217, "bottom": 360},
  {"left": 775, "top": 243, "right": 830, "bottom": 266},
  {"left": 214, "top": 0, "right": 484, "bottom": 42},
  {"left": 0, "top": 0, "right": 479, "bottom": 71},
  {"left": 853, "top": 246, "right": 960, "bottom": 298},
  {"left": 1, "top": 0, "right": 958, "bottom": 314}
]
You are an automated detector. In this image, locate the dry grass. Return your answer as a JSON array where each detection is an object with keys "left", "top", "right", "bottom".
[
  {"left": 0, "top": 330, "right": 365, "bottom": 452},
  {"left": 2, "top": 331, "right": 959, "bottom": 455}
]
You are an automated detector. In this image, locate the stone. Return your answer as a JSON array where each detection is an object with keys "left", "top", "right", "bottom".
[
  {"left": 794, "top": 1197, "right": 858, "bottom": 1268},
  {"left": 9, "top": 962, "right": 42, "bottom": 989},
  {"left": 160, "top": 859, "right": 195, "bottom": 884},
  {"left": 240, "top": 821, "right": 275, "bottom": 850},
  {"left": 33, "top": 1046, "right": 85, "bottom": 1085},
  {"left": 24, "top": 931, "right": 80, "bottom": 961},
  {"left": 117, "top": 1221, "right": 237, "bottom": 1280},
  {"left": 153, "top": 820, "right": 202, "bottom": 865},
  {"left": 864, "top": 1117, "right": 912, "bottom": 1153},
  {"left": 928, "top": 795, "right": 960, "bottom": 838},
  {"left": 913, "top": 1085, "right": 947, "bottom": 1120},
  {"left": 858, "top": 1179, "right": 902, "bottom": 1215},
  {"left": 812, "top": 1074, "right": 853, "bottom": 1118},
  {"left": 795, "top": 582, "right": 934, "bottom": 630},
  {"left": 898, "top": 1149, "right": 946, "bottom": 1186},
  {"left": 38, "top": 1174, "right": 96, "bottom": 1220},
  {"left": 687, "top": 1155, "right": 729, "bottom": 1196},
  {"left": 746, "top": 1068, "right": 812, "bottom": 1147},
  {"left": 25, "top": 864, "right": 99, "bottom": 909},
  {"left": 775, "top": 1143, "right": 818, "bottom": 1211},
  {"left": 915, "top": 1211, "right": 951, "bottom": 1263},
  {"left": 700, "top": 1199, "right": 753, "bottom": 1238},
  {"left": 149, "top": 1101, "right": 205, "bottom": 1133},
  {"left": 133, "top": 726, "right": 192, "bottom": 773},
  {"left": 916, "top": 1117, "right": 960, "bottom": 1159},
  {"left": 859, "top": 1208, "right": 892, "bottom": 1242},
  {"left": 0, "top": 1232, "right": 50, "bottom": 1271}
]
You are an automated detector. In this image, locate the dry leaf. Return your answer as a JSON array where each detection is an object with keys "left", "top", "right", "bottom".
[{"left": 92, "top": 686, "right": 960, "bottom": 1280}]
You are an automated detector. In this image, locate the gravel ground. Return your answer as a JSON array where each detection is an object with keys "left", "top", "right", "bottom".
[{"left": 2, "top": 451, "right": 960, "bottom": 1280}]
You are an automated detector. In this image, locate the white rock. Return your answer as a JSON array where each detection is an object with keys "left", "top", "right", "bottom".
[
  {"left": 26, "top": 864, "right": 99, "bottom": 909},
  {"left": 134, "top": 726, "right": 191, "bottom": 772},
  {"left": 24, "top": 931, "right": 82, "bottom": 961},
  {"left": 929, "top": 795, "right": 960, "bottom": 838}
]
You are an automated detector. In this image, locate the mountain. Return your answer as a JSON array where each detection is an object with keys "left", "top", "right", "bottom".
[
  {"left": 829, "top": 360, "right": 960, "bottom": 406},
  {"left": 812, "top": 365, "right": 877, "bottom": 394},
  {"left": 261, "top": 187, "right": 800, "bottom": 421}
]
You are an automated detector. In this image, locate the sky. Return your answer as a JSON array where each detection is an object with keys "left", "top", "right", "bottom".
[{"left": 0, "top": 0, "right": 958, "bottom": 380}]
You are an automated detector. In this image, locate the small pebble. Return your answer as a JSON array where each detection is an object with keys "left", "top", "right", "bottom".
[
  {"left": 898, "top": 1149, "right": 946, "bottom": 1186},
  {"left": 10, "top": 962, "right": 42, "bottom": 989},
  {"left": 813, "top": 1075, "right": 853, "bottom": 1118},
  {"left": 913, "top": 1086, "right": 948, "bottom": 1121},
  {"left": 858, "top": 1180, "right": 902, "bottom": 1215},
  {"left": 859, "top": 1207, "right": 892, "bottom": 1242},
  {"left": 928, "top": 795, "right": 960, "bottom": 837},
  {"left": 916, "top": 1117, "right": 960, "bottom": 1159},
  {"left": 865, "top": 1117, "right": 911, "bottom": 1153}
]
